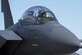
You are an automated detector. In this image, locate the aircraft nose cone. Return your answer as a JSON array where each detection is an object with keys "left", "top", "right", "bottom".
[
  {"left": 42, "top": 22, "right": 81, "bottom": 53},
  {"left": 66, "top": 43, "right": 80, "bottom": 53},
  {"left": 50, "top": 23, "right": 81, "bottom": 53}
]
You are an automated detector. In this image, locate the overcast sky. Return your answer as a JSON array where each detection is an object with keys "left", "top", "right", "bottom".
[{"left": 0, "top": 0, "right": 82, "bottom": 54}]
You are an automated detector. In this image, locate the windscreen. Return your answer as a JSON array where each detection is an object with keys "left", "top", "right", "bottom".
[{"left": 21, "top": 6, "right": 58, "bottom": 25}]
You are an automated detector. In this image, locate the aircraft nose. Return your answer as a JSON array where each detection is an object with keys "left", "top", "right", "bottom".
[
  {"left": 49, "top": 23, "right": 81, "bottom": 53},
  {"left": 42, "top": 22, "right": 81, "bottom": 53},
  {"left": 64, "top": 43, "right": 80, "bottom": 53}
]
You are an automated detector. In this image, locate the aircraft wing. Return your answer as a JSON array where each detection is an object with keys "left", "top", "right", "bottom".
[{"left": 0, "top": 30, "right": 22, "bottom": 48}]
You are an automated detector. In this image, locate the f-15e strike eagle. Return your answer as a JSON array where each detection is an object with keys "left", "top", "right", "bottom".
[{"left": 0, "top": 0, "right": 82, "bottom": 55}]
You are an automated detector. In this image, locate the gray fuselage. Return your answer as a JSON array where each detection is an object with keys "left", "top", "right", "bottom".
[{"left": 7, "top": 20, "right": 80, "bottom": 55}]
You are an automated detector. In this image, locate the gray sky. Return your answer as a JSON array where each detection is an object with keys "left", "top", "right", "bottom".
[{"left": 0, "top": 0, "right": 82, "bottom": 54}]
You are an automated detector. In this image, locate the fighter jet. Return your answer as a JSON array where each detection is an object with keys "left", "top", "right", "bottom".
[{"left": 0, "top": 0, "right": 82, "bottom": 55}]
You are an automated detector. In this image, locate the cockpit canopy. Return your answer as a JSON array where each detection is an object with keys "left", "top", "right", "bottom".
[{"left": 21, "top": 6, "right": 58, "bottom": 25}]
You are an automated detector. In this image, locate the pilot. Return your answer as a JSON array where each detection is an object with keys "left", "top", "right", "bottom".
[{"left": 37, "top": 10, "right": 50, "bottom": 24}]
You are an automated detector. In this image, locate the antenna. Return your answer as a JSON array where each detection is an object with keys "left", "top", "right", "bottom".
[{"left": 1, "top": 0, "right": 14, "bottom": 29}]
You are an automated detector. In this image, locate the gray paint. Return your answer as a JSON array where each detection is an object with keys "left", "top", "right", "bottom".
[
  {"left": 0, "top": 0, "right": 81, "bottom": 55},
  {"left": 0, "top": 30, "right": 22, "bottom": 40},
  {"left": 9, "top": 21, "right": 80, "bottom": 55},
  {"left": 1, "top": 0, "right": 14, "bottom": 29}
]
